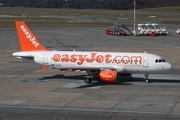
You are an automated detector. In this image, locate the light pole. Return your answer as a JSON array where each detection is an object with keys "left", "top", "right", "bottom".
[{"left": 133, "top": 0, "right": 136, "bottom": 35}]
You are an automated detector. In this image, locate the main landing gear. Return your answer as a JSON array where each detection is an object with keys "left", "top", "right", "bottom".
[
  {"left": 145, "top": 73, "right": 149, "bottom": 83},
  {"left": 84, "top": 77, "right": 92, "bottom": 83}
]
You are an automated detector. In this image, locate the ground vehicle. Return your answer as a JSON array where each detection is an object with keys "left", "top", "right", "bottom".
[
  {"left": 176, "top": 29, "right": 180, "bottom": 34},
  {"left": 105, "top": 23, "right": 132, "bottom": 36},
  {"left": 137, "top": 23, "right": 168, "bottom": 36}
]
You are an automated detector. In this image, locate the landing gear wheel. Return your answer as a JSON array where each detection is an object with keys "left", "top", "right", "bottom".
[
  {"left": 145, "top": 73, "right": 150, "bottom": 83},
  {"left": 84, "top": 78, "right": 92, "bottom": 84}
]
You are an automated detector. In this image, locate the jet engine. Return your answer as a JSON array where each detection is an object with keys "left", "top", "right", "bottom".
[{"left": 99, "top": 70, "right": 119, "bottom": 82}]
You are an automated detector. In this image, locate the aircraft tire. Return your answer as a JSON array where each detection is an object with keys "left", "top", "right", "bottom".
[
  {"left": 85, "top": 78, "right": 92, "bottom": 83},
  {"left": 145, "top": 79, "right": 149, "bottom": 83}
]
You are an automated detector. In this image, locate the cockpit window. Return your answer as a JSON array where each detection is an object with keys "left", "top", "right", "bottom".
[
  {"left": 155, "top": 59, "right": 166, "bottom": 63},
  {"left": 162, "top": 59, "right": 166, "bottom": 62}
]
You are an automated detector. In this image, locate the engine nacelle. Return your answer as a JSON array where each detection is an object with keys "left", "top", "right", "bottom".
[{"left": 99, "top": 70, "right": 119, "bottom": 82}]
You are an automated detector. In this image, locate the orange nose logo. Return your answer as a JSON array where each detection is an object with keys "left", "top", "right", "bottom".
[{"left": 52, "top": 54, "right": 60, "bottom": 62}]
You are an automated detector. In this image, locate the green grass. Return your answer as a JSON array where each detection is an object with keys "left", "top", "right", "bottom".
[
  {"left": 0, "top": 6, "right": 179, "bottom": 27},
  {"left": 162, "top": 21, "right": 180, "bottom": 25},
  {"left": 0, "top": 20, "right": 114, "bottom": 27},
  {"left": 136, "top": 6, "right": 180, "bottom": 13}
]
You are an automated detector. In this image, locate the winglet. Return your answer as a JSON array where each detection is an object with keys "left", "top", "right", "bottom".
[{"left": 15, "top": 21, "right": 48, "bottom": 51}]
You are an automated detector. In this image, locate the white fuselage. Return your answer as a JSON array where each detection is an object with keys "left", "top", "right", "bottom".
[{"left": 12, "top": 51, "right": 172, "bottom": 74}]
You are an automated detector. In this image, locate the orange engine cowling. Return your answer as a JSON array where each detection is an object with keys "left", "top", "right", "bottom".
[{"left": 99, "top": 70, "right": 119, "bottom": 82}]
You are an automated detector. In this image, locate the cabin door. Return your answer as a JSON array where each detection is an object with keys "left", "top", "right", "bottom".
[
  {"left": 43, "top": 53, "right": 48, "bottom": 64},
  {"left": 143, "top": 56, "right": 149, "bottom": 67}
]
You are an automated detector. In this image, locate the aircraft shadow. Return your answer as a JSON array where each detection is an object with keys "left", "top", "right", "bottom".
[
  {"left": 38, "top": 74, "right": 87, "bottom": 80},
  {"left": 38, "top": 74, "right": 180, "bottom": 88},
  {"left": 120, "top": 76, "right": 180, "bottom": 83},
  {"left": 77, "top": 77, "right": 180, "bottom": 88}
]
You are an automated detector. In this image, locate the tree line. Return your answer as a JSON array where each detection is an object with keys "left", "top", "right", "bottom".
[{"left": 0, "top": 0, "right": 180, "bottom": 10}]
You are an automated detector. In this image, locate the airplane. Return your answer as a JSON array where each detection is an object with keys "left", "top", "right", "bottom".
[{"left": 12, "top": 21, "right": 172, "bottom": 83}]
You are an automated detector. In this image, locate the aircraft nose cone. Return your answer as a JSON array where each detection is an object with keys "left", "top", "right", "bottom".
[{"left": 166, "top": 63, "right": 173, "bottom": 70}]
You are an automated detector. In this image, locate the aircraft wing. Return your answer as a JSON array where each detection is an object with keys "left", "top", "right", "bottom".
[
  {"left": 82, "top": 66, "right": 125, "bottom": 72},
  {"left": 99, "top": 66, "right": 125, "bottom": 72}
]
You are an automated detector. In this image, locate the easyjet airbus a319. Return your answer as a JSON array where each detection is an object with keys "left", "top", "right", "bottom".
[{"left": 12, "top": 21, "right": 172, "bottom": 83}]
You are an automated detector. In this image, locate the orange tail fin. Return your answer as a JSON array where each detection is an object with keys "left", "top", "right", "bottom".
[{"left": 15, "top": 21, "right": 48, "bottom": 51}]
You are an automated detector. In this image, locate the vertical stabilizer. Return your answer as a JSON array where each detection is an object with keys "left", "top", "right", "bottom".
[{"left": 15, "top": 21, "right": 48, "bottom": 51}]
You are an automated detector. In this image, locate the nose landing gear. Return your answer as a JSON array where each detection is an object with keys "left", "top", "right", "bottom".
[{"left": 145, "top": 73, "right": 149, "bottom": 83}]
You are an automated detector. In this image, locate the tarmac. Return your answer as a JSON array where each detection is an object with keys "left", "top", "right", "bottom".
[{"left": 0, "top": 25, "right": 180, "bottom": 120}]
